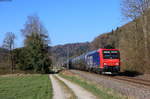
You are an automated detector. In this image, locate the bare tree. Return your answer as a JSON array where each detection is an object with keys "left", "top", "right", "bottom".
[
  {"left": 121, "top": 0, "right": 150, "bottom": 20},
  {"left": 3, "top": 32, "right": 16, "bottom": 73},
  {"left": 121, "top": 0, "right": 150, "bottom": 63}
]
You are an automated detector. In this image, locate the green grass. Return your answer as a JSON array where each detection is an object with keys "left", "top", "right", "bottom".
[
  {"left": 0, "top": 74, "right": 52, "bottom": 99},
  {"left": 59, "top": 73, "right": 127, "bottom": 99}
]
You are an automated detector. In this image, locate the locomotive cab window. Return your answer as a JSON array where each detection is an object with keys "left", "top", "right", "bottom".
[
  {"left": 103, "top": 51, "right": 111, "bottom": 59},
  {"left": 111, "top": 51, "right": 120, "bottom": 59},
  {"left": 103, "top": 50, "right": 119, "bottom": 59}
]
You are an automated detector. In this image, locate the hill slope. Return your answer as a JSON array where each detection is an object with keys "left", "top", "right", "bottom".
[
  {"left": 91, "top": 14, "right": 150, "bottom": 73},
  {"left": 50, "top": 42, "right": 90, "bottom": 65}
]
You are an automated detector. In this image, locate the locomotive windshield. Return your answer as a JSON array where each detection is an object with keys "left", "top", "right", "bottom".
[{"left": 103, "top": 50, "right": 119, "bottom": 59}]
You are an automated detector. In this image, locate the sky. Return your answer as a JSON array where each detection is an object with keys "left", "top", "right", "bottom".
[{"left": 0, "top": 0, "right": 124, "bottom": 48}]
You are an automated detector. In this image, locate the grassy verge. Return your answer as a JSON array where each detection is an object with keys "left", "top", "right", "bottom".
[
  {"left": 0, "top": 74, "right": 52, "bottom": 99},
  {"left": 59, "top": 72, "right": 127, "bottom": 99}
]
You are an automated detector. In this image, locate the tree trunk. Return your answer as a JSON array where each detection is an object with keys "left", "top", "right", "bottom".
[
  {"left": 133, "top": 20, "right": 139, "bottom": 70},
  {"left": 142, "top": 15, "right": 148, "bottom": 70},
  {"left": 134, "top": 20, "right": 138, "bottom": 49},
  {"left": 10, "top": 50, "right": 14, "bottom": 73}
]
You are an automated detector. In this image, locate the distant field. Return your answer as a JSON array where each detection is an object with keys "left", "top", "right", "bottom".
[{"left": 0, "top": 74, "right": 52, "bottom": 99}]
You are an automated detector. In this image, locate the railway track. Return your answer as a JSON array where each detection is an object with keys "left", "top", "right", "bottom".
[
  {"left": 112, "top": 76, "right": 150, "bottom": 87},
  {"left": 70, "top": 70, "right": 150, "bottom": 87}
]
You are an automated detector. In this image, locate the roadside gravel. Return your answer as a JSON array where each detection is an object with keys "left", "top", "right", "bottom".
[
  {"left": 70, "top": 70, "right": 150, "bottom": 99},
  {"left": 135, "top": 74, "right": 150, "bottom": 81}
]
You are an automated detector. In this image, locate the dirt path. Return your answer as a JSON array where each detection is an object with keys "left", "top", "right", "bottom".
[
  {"left": 49, "top": 75, "right": 66, "bottom": 99},
  {"left": 51, "top": 75, "right": 96, "bottom": 99}
]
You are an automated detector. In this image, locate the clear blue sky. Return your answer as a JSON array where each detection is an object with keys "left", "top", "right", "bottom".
[{"left": 0, "top": 0, "right": 123, "bottom": 48}]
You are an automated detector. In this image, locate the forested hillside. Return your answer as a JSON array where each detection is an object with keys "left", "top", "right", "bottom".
[
  {"left": 91, "top": 12, "right": 150, "bottom": 73},
  {"left": 50, "top": 42, "right": 90, "bottom": 66}
]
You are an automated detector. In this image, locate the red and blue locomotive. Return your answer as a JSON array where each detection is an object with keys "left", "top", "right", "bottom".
[{"left": 69, "top": 48, "right": 120, "bottom": 74}]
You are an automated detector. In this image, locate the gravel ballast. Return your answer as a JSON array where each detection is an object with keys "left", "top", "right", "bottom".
[{"left": 70, "top": 70, "right": 150, "bottom": 99}]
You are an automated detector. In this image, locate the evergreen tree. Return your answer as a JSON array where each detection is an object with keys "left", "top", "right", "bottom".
[{"left": 20, "top": 15, "right": 51, "bottom": 73}]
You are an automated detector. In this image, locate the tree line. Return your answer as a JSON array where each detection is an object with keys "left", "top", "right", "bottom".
[{"left": 1, "top": 15, "right": 51, "bottom": 74}]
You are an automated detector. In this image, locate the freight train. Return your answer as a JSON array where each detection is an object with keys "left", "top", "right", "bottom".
[{"left": 64, "top": 48, "right": 120, "bottom": 74}]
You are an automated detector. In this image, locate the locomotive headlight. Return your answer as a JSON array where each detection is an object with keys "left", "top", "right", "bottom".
[
  {"left": 115, "top": 63, "right": 119, "bottom": 65},
  {"left": 104, "top": 63, "right": 107, "bottom": 65}
]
